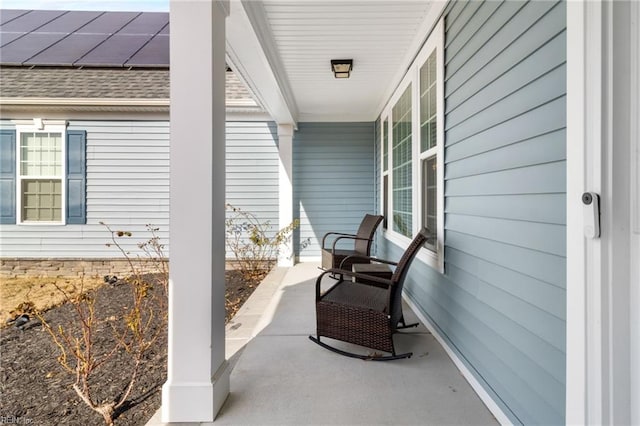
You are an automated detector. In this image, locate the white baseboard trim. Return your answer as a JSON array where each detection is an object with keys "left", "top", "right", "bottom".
[{"left": 403, "top": 294, "right": 513, "bottom": 426}]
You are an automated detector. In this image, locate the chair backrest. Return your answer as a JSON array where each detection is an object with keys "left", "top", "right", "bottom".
[
  {"left": 354, "top": 214, "right": 384, "bottom": 254},
  {"left": 389, "top": 228, "right": 429, "bottom": 326}
]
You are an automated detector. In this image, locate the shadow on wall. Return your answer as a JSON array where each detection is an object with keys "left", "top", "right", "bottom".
[{"left": 292, "top": 122, "right": 377, "bottom": 259}]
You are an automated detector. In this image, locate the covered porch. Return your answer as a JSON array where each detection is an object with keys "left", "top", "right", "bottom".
[
  {"left": 161, "top": 0, "right": 639, "bottom": 424},
  {"left": 149, "top": 262, "right": 499, "bottom": 425}
]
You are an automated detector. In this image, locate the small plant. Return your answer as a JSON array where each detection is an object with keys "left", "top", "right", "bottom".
[
  {"left": 34, "top": 224, "right": 168, "bottom": 426},
  {"left": 225, "top": 203, "right": 299, "bottom": 280}
]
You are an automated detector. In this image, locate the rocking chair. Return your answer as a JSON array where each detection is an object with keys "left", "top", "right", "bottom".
[
  {"left": 320, "top": 214, "right": 383, "bottom": 271},
  {"left": 309, "top": 228, "right": 429, "bottom": 360}
]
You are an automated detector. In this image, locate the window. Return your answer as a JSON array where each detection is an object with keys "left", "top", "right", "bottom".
[
  {"left": 391, "top": 85, "right": 413, "bottom": 238},
  {"left": 422, "top": 156, "right": 437, "bottom": 250},
  {"left": 19, "top": 131, "right": 64, "bottom": 222},
  {"left": 419, "top": 51, "right": 438, "bottom": 252},
  {"left": 379, "top": 18, "right": 444, "bottom": 272},
  {"left": 0, "top": 120, "right": 86, "bottom": 225}
]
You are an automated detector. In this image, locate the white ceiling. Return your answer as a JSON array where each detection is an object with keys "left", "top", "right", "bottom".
[{"left": 227, "top": 1, "right": 443, "bottom": 124}]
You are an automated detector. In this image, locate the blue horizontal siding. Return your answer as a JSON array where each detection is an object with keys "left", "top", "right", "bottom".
[
  {"left": 446, "top": 161, "right": 566, "bottom": 196},
  {"left": 446, "top": 230, "right": 566, "bottom": 289},
  {"left": 445, "top": 1, "right": 564, "bottom": 99},
  {"left": 445, "top": 130, "right": 566, "bottom": 180},
  {"left": 446, "top": 97, "right": 566, "bottom": 161},
  {"left": 0, "top": 120, "right": 170, "bottom": 257},
  {"left": 379, "top": 1, "right": 568, "bottom": 424},
  {"left": 380, "top": 242, "right": 565, "bottom": 425},
  {"left": 293, "top": 122, "right": 375, "bottom": 257},
  {"left": 445, "top": 193, "right": 566, "bottom": 225},
  {"left": 225, "top": 121, "right": 280, "bottom": 257}
]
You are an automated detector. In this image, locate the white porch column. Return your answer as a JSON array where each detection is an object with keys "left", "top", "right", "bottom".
[
  {"left": 277, "top": 123, "right": 294, "bottom": 266},
  {"left": 162, "top": 0, "right": 229, "bottom": 422}
]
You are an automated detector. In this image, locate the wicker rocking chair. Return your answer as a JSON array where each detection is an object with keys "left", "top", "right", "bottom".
[
  {"left": 320, "top": 214, "right": 383, "bottom": 271},
  {"left": 309, "top": 228, "right": 429, "bottom": 361}
]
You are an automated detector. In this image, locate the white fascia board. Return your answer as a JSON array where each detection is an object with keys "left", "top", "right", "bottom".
[
  {"left": 375, "top": 1, "right": 447, "bottom": 119},
  {"left": 0, "top": 109, "right": 169, "bottom": 121},
  {"left": 226, "top": 1, "right": 297, "bottom": 127},
  {"left": 0, "top": 97, "right": 169, "bottom": 107}
]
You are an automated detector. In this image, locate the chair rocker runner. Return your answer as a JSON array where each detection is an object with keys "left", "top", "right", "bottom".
[
  {"left": 309, "top": 228, "right": 429, "bottom": 361},
  {"left": 320, "top": 214, "right": 383, "bottom": 271}
]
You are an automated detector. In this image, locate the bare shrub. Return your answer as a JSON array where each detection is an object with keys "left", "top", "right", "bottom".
[
  {"left": 225, "top": 203, "right": 299, "bottom": 280},
  {"left": 32, "top": 224, "right": 168, "bottom": 426}
]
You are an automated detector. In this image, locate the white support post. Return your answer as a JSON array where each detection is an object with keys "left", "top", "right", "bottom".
[
  {"left": 277, "top": 123, "right": 294, "bottom": 266},
  {"left": 162, "top": 0, "right": 230, "bottom": 422}
]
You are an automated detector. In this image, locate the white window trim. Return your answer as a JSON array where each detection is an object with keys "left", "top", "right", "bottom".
[
  {"left": 380, "top": 18, "right": 444, "bottom": 273},
  {"left": 15, "top": 119, "right": 67, "bottom": 225},
  {"left": 380, "top": 117, "right": 390, "bottom": 230}
]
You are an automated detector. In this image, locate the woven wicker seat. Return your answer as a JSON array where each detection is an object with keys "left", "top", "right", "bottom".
[
  {"left": 320, "top": 214, "right": 383, "bottom": 270},
  {"left": 309, "top": 228, "right": 429, "bottom": 360}
]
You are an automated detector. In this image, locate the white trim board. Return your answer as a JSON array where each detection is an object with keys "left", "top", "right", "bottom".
[{"left": 565, "top": 1, "right": 590, "bottom": 422}]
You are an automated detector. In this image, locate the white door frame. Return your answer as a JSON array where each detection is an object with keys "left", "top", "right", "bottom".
[{"left": 566, "top": 1, "right": 638, "bottom": 424}]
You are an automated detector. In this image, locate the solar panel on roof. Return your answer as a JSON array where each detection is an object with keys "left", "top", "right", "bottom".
[
  {"left": 0, "top": 9, "right": 29, "bottom": 25},
  {"left": 126, "top": 34, "right": 169, "bottom": 67},
  {"left": 0, "top": 10, "right": 170, "bottom": 67},
  {"left": 77, "top": 11, "right": 139, "bottom": 35},
  {"left": 119, "top": 12, "right": 168, "bottom": 35},
  {"left": 75, "top": 34, "right": 151, "bottom": 67},
  {"left": 1, "top": 10, "right": 65, "bottom": 33},
  {"left": 25, "top": 34, "right": 108, "bottom": 66},
  {"left": 0, "top": 32, "right": 26, "bottom": 48},
  {"left": 0, "top": 32, "right": 67, "bottom": 65},
  {"left": 36, "top": 10, "right": 102, "bottom": 33}
]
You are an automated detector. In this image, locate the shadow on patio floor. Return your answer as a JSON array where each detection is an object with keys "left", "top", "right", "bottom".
[{"left": 148, "top": 263, "right": 498, "bottom": 426}]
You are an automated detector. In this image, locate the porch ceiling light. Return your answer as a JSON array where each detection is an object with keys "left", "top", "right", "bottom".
[{"left": 331, "top": 59, "right": 353, "bottom": 78}]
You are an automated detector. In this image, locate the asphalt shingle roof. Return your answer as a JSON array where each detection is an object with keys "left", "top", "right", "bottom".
[
  {"left": 0, "top": 66, "right": 258, "bottom": 106},
  {"left": 0, "top": 9, "right": 260, "bottom": 108},
  {"left": 0, "top": 66, "right": 169, "bottom": 98}
]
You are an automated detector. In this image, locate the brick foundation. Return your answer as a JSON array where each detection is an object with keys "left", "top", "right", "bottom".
[{"left": 0, "top": 258, "right": 168, "bottom": 279}]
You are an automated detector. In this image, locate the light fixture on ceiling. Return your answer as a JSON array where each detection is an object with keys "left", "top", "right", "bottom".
[{"left": 331, "top": 59, "right": 353, "bottom": 79}]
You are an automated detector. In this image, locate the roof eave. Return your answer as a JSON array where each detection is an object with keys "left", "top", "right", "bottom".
[
  {"left": 0, "top": 98, "right": 267, "bottom": 116},
  {"left": 0, "top": 98, "right": 169, "bottom": 114}
]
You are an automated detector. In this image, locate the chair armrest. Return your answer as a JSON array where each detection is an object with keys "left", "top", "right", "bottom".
[
  {"left": 339, "top": 254, "right": 398, "bottom": 269},
  {"left": 331, "top": 235, "right": 373, "bottom": 252},
  {"left": 315, "top": 270, "right": 332, "bottom": 300},
  {"left": 321, "top": 232, "right": 356, "bottom": 249},
  {"left": 325, "top": 268, "right": 393, "bottom": 287}
]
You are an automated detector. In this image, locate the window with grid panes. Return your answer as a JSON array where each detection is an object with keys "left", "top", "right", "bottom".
[
  {"left": 378, "top": 18, "right": 443, "bottom": 272},
  {"left": 391, "top": 84, "right": 412, "bottom": 237},
  {"left": 420, "top": 51, "right": 438, "bottom": 251},
  {"left": 19, "top": 131, "right": 63, "bottom": 222}
]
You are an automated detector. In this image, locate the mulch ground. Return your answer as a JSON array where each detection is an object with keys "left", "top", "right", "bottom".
[{"left": 0, "top": 270, "right": 262, "bottom": 426}]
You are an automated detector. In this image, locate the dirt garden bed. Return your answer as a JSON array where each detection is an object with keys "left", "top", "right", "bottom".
[{"left": 0, "top": 269, "right": 264, "bottom": 425}]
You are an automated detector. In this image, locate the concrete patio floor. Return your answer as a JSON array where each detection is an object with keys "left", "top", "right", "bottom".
[{"left": 148, "top": 262, "right": 499, "bottom": 425}]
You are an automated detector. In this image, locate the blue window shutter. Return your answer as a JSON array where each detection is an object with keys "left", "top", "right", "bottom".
[
  {"left": 0, "top": 130, "right": 16, "bottom": 224},
  {"left": 66, "top": 130, "right": 86, "bottom": 224}
]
